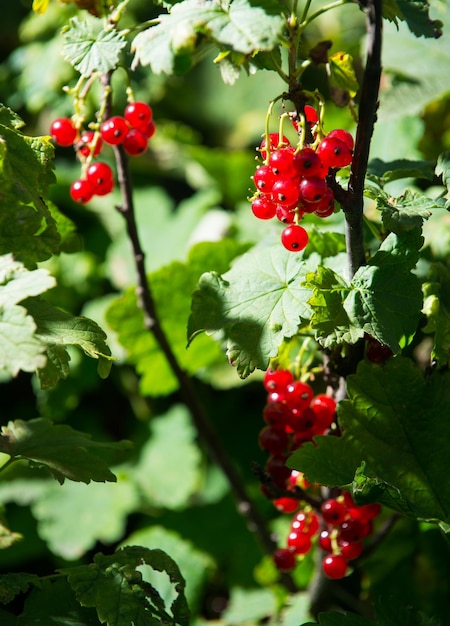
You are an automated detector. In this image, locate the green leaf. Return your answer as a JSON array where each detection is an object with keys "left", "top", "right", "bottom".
[
  {"left": 289, "top": 358, "right": 450, "bottom": 524},
  {"left": 306, "top": 230, "right": 424, "bottom": 351},
  {"left": 0, "top": 418, "right": 132, "bottom": 484},
  {"left": 62, "top": 16, "right": 127, "bottom": 76},
  {"left": 0, "top": 105, "right": 61, "bottom": 265},
  {"left": 367, "top": 157, "right": 436, "bottom": 184},
  {"left": 302, "top": 612, "right": 373, "bottom": 626},
  {"left": 375, "top": 189, "right": 445, "bottom": 233},
  {"left": 24, "top": 297, "right": 113, "bottom": 388},
  {"left": 121, "top": 526, "right": 214, "bottom": 614},
  {"left": 0, "top": 255, "right": 56, "bottom": 377},
  {"left": 61, "top": 546, "right": 190, "bottom": 626},
  {"left": 221, "top": 587, "right": 277, "bottom": 624},
  {"left": 133, "top": 405, "right": 202, "bottom": 510},
  {"left": 32, "top": 471, "right": 139, "bottom": 559},
  {"left": 422, "top": 264, "right": 450, "bottom": 365},
  {"left": 383, "top": 0, "right": 444, "bottom": 38},
  {"left": 107, "top": 239, "right": 247, "bottom": 396},
  {"left": 328, "top": 51, "right": 359, "bottom": 98},
  {"left": 18, "top": 578, "right": 100, "bottom": 625},
  {"left": 188, "top": 243, "right": 315, "bottom": 377},
  {"left": 0, "top": 573, "right": 39, "bottom": 604},
  {"left": 131, "top": 0, "right": 284, "bottom": 77},
  {"left": 303, "top": 228, "right": 346, "bottom": 260}
]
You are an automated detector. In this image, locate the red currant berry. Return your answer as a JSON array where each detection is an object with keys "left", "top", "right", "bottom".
[
  {"left": 263, "top": 402, "right": 291, "bottom": 430},
  {"left": 265, "top": 455, "right": 291, "bottom": 488},
  {"left": 317, "top": 136, "right": 353, "bottom": 169},
  {"left": 287, "top": 531, "right": 312, "bottom": 555},
  {"left": 365, "top": 336, "right": 393, "bottom": 364},
  {"left": 292, "top": 511, "right": 319, "bottom": 536},
  {"left": 310, "top": 394, "right": 336, "bottom": 431},
  {"left": 100, "top": 116, "right": 130, "bottom": 145},
  {"left": 327, "top": 128, "right": 354, "bottom": 151},
  {"left": 272, "top": 178, "right": 301, "bottom": 206},
  {"left": 274, "top": 497, "right": 299, "bottom": 514},
  {"left": 258, "top": 426, "right": 289, "bottom": 454},
  {"left": 86, "top": 161, "right": 114, "bottom": 196},
  {"left": 281, "top": 224, "right": 308, "bottom": 252},
  {"left": 284, "top": 381, "right": 314, "bottom": 411},
  {"left": 269, "top": 148, "right": 297, "bottom": 177},
  {"left": 339, "top": 519, "right": 365, "bottom": 543},
  {"left": 339, "top": 540, "right": 363, "bottom": 561},
  {"left": 50, "top": 117, "right": 77, "bottom": 147},
  {"left": 124, "top": 101, "right": 153, "bottom": 130},
  {"left": 319, "top": 530, "right": 333, "bottom": 552},
  {"left": 293, "top": 148, "right": 325, "bottom": 178},
  {"left": 322, "top": 554, "right": 348, "bottom": 579},
  {"left": 259, "top": 133, "right": 290, "bottom": 160},
  {"left": 253, "top": 165, "right": 276, "bottom": 193},
  {"left": 305, "top": 105, "right": 319, "bottom": 125},
  {"left": 299, "top": 176, "right": 328, "bottom": 203},
  {"left": 76, "top": 130, "right": 103, "bottom": 158},
  {"left": 314, "top": 189, "right": 335, "bottom": 218},
  {"left": 70, "top": 178, "right": 95, "bottom": 204},
  {"left": 276, "top": 204, "right": 297, "bottom": 224},
  {"left": 264, "top": 368, "right": 294, "bottom": 393},
  {"left": 273, "top": 548, "right": 296, "bottom": 572},
  {"left": 143, "top": 120, "right": 156, "bottom": 139},
  {"left": 321, "top": 498, "right": 348, "bottom": 526},
  {"left": 251, "top": 195, "right": 277, "bottom": 220},
  {"left": 123, "top": 129, "right": 148, "bottom": 155}
]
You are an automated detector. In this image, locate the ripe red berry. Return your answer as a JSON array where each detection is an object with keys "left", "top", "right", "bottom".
[
  {"left": 253, "top": 165, "right": 276, "bottom": 192},
  {"left": 281, "top": 224, "right": 308, "bottom": 252},
  {"left": 317, "top": 136, "right": 353, "bottom": 169},
  {"left": 339, "top": 540, "right": 363, "bottom": 561},
  {"left": 123, "top": 129, "right": 148, "bottom": 155},
  {"left": 269, "top": 148, "right": 297, "bottom": 177},
  {"left": 322, "top": 554, "right": 348, "bottom": 579},
  {"left": 272, "top": 178, "right": 301, "bottom": 206},
  {"left": 86, "top": 161, "right": 114, "bottom": 196},
  {"left": 310, "top": 394, "right": 336, "bottom": 431},
  {"left": 70, "top": 178, "right": 95, "bottom": 204},
  {"left": 124, "top": 101, "right": 153, "bottom": 130},
  {"left": 251, "top": 195, "right": 277, "bottom": 220},
  {"left": 327, "top": 128, "right": 354, "bottom": 151},
  {"left": 258, "top": 426, "right": 289, "bottom": 454},
  {"left": 264, "top": 368, "right": 294, "bottom": 393},
  {"left": 273, "top": 548, "right": 296, "bottom": 572},
  {"left": 293, "top": 148, "right": 325, "bottom": 178},
  {"left": 321, "top": 498, "right": 348, "bottom": 526},
  {"left": 259, "top": 133, "right": 290, "bottom": 160},
  {"left": 276, "top": 204, "right": 297, "bottom": 224},
  {"left": 287, "top": 531, "right": 312, "bottom": 555},
  {"left": 100, "top": 116, "right": 130, "bottom": 145},
  {"left": 76, "top": 130, "right": 103, "bottom": 158},
  {"left": 50, "top": 117, "right": 77, "bottom": 146},
  {"left": 299, "top": 176, "right": 328, "bottom": 203},
  {"left": 284, "top": 381, "right": 314, "bottom": 411},
  {"left": 274, "top": 497, "right": 299, "bottom": 514}
]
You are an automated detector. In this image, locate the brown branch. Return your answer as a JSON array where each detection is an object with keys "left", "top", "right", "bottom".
[{"left": 112, "top": 143, "right": 296, "bottom": 584}]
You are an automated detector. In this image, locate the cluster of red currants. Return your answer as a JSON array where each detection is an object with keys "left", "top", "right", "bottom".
[
  {"left": 50, "top": 101, "right": 155, "bottom": 204},
  {"left": 250, "top": 106, "right": 354, "bottom": 252},
  {"left": 258, "top": 367, "right": 381, "bottom": 579}
]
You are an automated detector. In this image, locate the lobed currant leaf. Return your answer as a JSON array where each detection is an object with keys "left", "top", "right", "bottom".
[
  {"left": 131, "top": 0, "right": 284, "bottom": 78},
  {"left": 289, "top": 357, "right": 450, "bottom": 525},
  {"left": 374, "top": 188, "right": 446, "bottom": 233},
  {"left": 62, "top": 16, "right": 127, "bottom": 77},
  {"left": 188, "top": 243, "right": 315, "bottom": 377},
  {"left": 382, "top": 0, "right": 443, "bottom": 38}
]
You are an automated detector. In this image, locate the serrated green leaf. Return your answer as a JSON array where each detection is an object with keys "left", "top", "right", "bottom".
[
  {"left": 32, "top": 472, "right": 139, "bottom": 559},
  {"left": 188, "top": 244, "right": 315, "bottom": 377},
  {"left": 0, "top": 105, "right": 60, "bottom": 265},
  {"left": 121, "top": 526, "right": 214, "bottom": 614},
  {"left": 375, "top": 189, "right": 445, "bottom": 233},
  {"left": 61, "top": 546, "right": 190, "bottom": 626},
  {"left": 221, "top": 587, "right": 277, "bottom": 624},
  {"left": 328, "top": 51, "right": 359, "bottom": 98},
  {"left": 422, "top": 264, "right": 450, "bottom": 364},
  {"left": 306, "top": 231, "right": 423, "bottom": 351},
  {"left": 0, "top": 573, "right": 40, "bottom": 605},
  {"left": 132, "top": 0, "right": 284, "bottom": 77},
  {"left": 107, "top": 239, "right": 247, "bottom": 396},
  {"left": 304, "top": 266, "right": 362, "bottom": 347},
  {"left": 24, "top": 297, "right": 112, "bottom": 388},
  {"left": 0, "top": 303, "right": 47, "bottom": 376},
  {"left": 0, "top": 254, "right": 56, "bottom": 307},
  {"left": 62, "top": 16, "right": 126, "bottom": 76},
  {"left": 289, "top": 358, "right": 450, "bottom": 524},
  {"left": 0, "top": 418, "right": 132, "bottom": 484},
  {"left": 133, "top": 405, "right": 202, "bottom": 509},
  {"left": 303, "top": 228, "right": 346, "bottom": 260}
]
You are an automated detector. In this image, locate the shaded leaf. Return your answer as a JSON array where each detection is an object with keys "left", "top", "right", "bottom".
[
  {"left": 61, "top": 546, "right": 190, "bottom": 626},
  {"left": 188, "top": 244, "right": 315, "bottom": 377},
  {"left": 289, "top": 358, "right": 450, "bottom": 524},
  {"left": 0, "top": 573, "right": 39, "bottom": 605},
  {"left": 0, "top": 418, "right": 132, "bottom": 484},
  {"left": 375, "top": 189, "right": 445, "bottom": 233},
  {"left": 367, "top": 157, "right": 436, "bottom": 184}
]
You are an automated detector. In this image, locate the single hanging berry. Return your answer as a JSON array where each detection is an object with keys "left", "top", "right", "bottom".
[
  {"left": 50, "top": 117, "right": 77, "bottom": 147},
  {"left": 281, "top": 224, "right": 308, "bottom": 252},
  {"left": 100, "top": 116, "right": 130, "bottom": 145}
]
